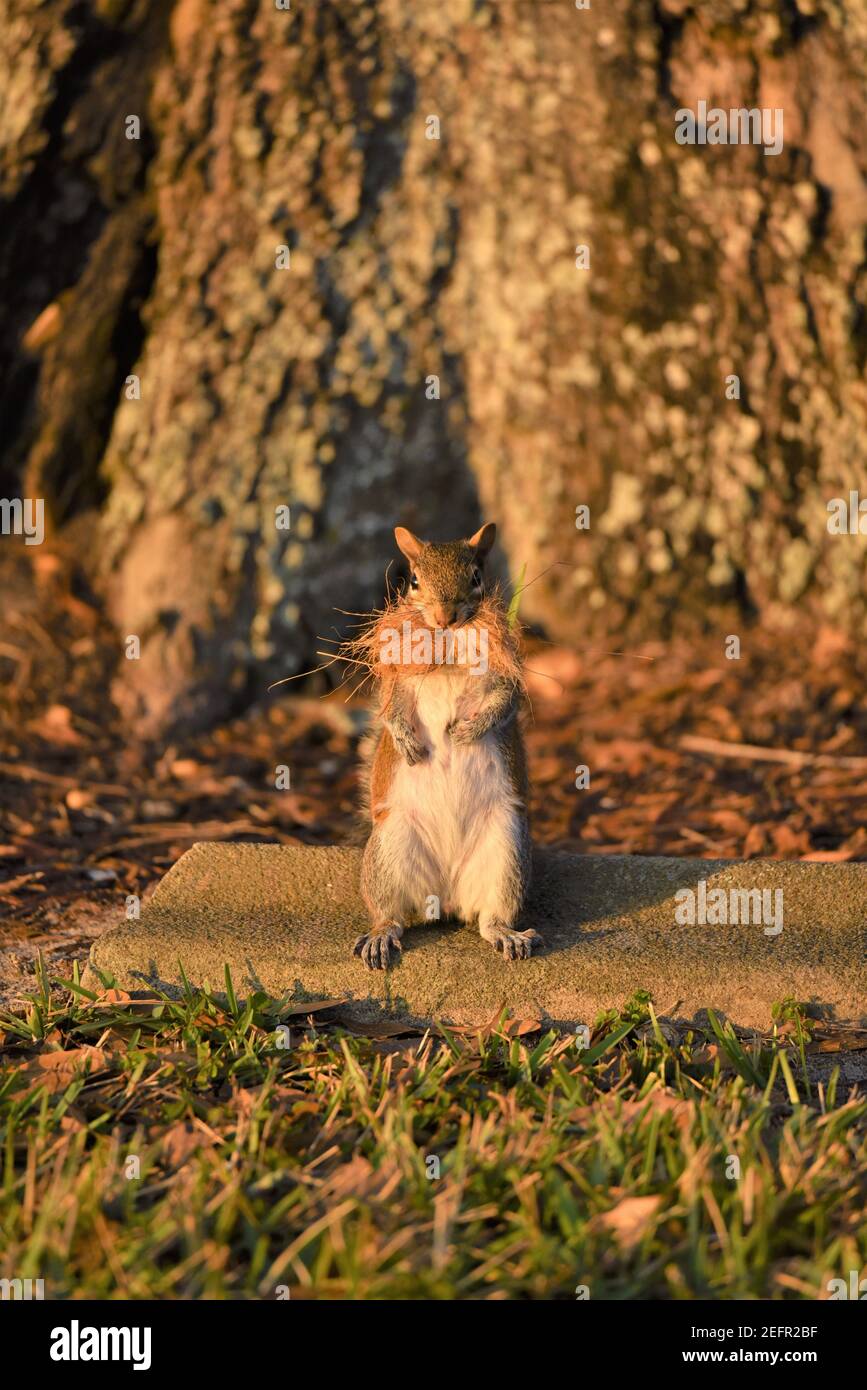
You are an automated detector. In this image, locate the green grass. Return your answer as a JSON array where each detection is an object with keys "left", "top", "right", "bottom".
[
  {"left": 506, "top": 562, "right": 527, "bottom": 629},
  {"left": 1, "top": 967, "right": 865, "bottom": 1300}
]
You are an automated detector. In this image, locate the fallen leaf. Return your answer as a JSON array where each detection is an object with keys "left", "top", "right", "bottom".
[
  {"left": 27, "top": 704, "right": 84, "bottom": 748},
  {"left": 156, "top": 1122, "right": 215, "bottom": 1168},
  {"left": 170, "top": 759, "right": 201, "bottom": 779},
  {"left": 619, "top": 1091, "right": 692, "bottom": 1129},
  {"left": 500, "top": 1015, "right": 543, "bottom": 1037},
  {"left": 598, "top": 1195, "right": 662, "bottom": 1251},
  {"left": 707, "top": 809, "right": 751, "bottom": 837},
  {"left": 277, "top": 998, "right": 344, "bottom": 1018},
  {"left": 807, "top": 1033, "right": 867, "bottom": 1054},
  {"left": 771, "top": 824, "right": 810, "bottom": 857},
  {"left": 96, "top": 988, "right": 132, "bottom": 1005},
  {"left": 1, "top": 871, "right": 44, "bottom": 893},
  {"left": 743, "top": 823, "right": 767, "bottom": 857},
  {"left": 524, "top": 647, "right": 582, "bottom": 699},
  {"left": 274, "top": 794, "right": 322, "bottom": 827},
  {"left": 22, "top": 301, "right": 62, "bottom": 351},
  {"left": 337, "top": 1017, "right": 421, "bottom": 1038},
  {"left": 15, "top": 1045, "right": 110, "bottom": 1095}
]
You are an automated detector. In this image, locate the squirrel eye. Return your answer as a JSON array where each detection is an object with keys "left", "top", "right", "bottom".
[
  {"left": 409, "top": 574, "right": 419, "bottom": 590},
  {"left": 471, "top": 567, "right": 482, "bottom": 587}
]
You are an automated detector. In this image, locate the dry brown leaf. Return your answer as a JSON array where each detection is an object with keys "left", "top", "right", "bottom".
[
  {"left": 337, "top": 1017, "right": 421, "bottom": 1038},
  {"left": 22, "top": 301, "right": 62, "bottom": 351},
  {"left": 524, "top": 646, "right": 582, "bottom": 699},
  {"left": 598, "top": 1195, "right": 662, "bottom": 1250},
  {"left": 59, "top": 1110, "right": 87, "bottom": 1133},
  {"left": 812, "top": 626, "right": 851, "bottom": 665},
  {"left": 170, "top": 759, "right": 202, "bottom": 779},
  {"left": 16, "top": 1044, "right": 109, "bottom": 1095},
  {"left": 501, "top": 1015, "right": 544, "bottom": 1037},
  {"left": 278, "top": 998, "right": 343, "bottom": 1018},
  {"left": 273, "top": 794, "right": 322, "bottom": 827},
  {"left": 1, "top": 871, "right": 44, "bottom": 894},
  {"left": 707, "top": 809, "right": 752, "bottom": 837},
  {"left": 157, "top": 1122, "right": 214, "bottom": 1168},
  {"left": 689, "top": 670, "right": 725, "bottom": 693},
  {"left": 807, "top": 1032, "right": 867, "bottom": 1054},
  {"left": 27, "top": 704, "right": 85, "bottom": 748},
  {"left": 573, "top": 1090, "right": 692, "bottom": 1132},
  {"left": 742, "top": 823, "right": 768, "bottom": 857},
  {"left": 619, "top": 1091, "right": 692, "bottom": 1129},
  {"left": 771, "top": 824, "right": 809, "bottom": 857}
]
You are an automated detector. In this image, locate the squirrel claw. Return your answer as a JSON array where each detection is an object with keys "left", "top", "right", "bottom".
[
  {"left": 447, "top": 719, "right": 477, "bottom": 745},
  {"left": 485, "top": 926, "right": 542, "bottom": 962},
  {"left": 353, "top": 927, "right": 403, "bottom": 970},
  {"left": 394, "top": 730, "right": 427, "bottom": 765}
]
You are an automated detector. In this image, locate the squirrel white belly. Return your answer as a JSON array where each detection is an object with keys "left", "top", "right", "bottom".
[
  {"left": 352, "top": 523, "right": 540, "bottom": 970},
  {"left": 382, "top": 668, "right": 526, "bottom": 921}
]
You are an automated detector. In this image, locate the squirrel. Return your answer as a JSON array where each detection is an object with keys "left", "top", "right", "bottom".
[{"left": 352, "top": 522, "right": 541, "bottom": 969}]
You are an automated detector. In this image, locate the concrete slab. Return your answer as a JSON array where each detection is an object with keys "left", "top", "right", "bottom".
[{"left": 84, "top": 843, "right": 867, "bottom": 1029}]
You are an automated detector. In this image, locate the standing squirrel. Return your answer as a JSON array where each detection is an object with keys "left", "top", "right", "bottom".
[{"left": 353, "top": 522, "right": 541, "bottom": 969}]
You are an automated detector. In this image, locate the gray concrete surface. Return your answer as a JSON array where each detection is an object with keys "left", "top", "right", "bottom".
[{"left": 83, "top": 843, "right": 867, "bottom": 1029}]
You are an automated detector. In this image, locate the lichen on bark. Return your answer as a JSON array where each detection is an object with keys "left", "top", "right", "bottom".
[{"left": 2, "top": 0, "right": 866, "bottom": 736}]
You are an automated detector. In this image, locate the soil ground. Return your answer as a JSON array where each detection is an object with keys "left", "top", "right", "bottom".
[{"left": 2, "top": 547, "right": 866, "bottom": 1031}]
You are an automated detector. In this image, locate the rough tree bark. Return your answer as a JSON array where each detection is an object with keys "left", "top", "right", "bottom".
[{"left": 2, "top": 0, "right": 866, "bottom": 737}]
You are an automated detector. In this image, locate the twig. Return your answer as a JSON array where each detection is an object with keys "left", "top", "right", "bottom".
[
  {"left": 679, "top": 734, "right": 867, "bottom": 772},
  {"left": 0, "top": 763, "right": 129, "bottom": 794}
]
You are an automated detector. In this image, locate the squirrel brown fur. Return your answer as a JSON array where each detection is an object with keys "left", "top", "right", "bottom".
[{"left": 351, "top": 523, "right": 541, "bottom": 969}]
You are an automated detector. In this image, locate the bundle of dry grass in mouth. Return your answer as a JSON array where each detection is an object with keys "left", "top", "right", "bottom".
[{"left": 339, "top": 590, "right": 525, "bottom": 702}]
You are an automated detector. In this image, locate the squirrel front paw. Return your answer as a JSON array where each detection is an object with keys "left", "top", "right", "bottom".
[
  {"left": 391, "top": 723, "right": 428, "bottom": 766},
  {"left": 353, "top": 924, "right": 403, "bottom": 970},
  {"left": 446, "top": 717, "right": 482, "bottom": 745},
  {"left": 402, "top": 734, "right": 428, "bottom": 765}
]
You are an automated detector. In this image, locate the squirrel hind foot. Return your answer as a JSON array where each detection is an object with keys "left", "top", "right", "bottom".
[
  {"left": 353, "top": 923, "right": 403, "bottom": 970},
  {"left": 480, "top": 923, "right": 542, "bottom": 961}
]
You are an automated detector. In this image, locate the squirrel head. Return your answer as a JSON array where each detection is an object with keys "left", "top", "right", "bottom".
[{"left": 393, "top": 523, "right": 497, "bottom": 629}]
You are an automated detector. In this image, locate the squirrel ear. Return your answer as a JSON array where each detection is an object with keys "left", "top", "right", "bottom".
[
  {"left": 394, "top": 526, "right": 423, "bottom": 563},
  {"left": 467, "top": 522, "right": 496, "bottom": 560}
]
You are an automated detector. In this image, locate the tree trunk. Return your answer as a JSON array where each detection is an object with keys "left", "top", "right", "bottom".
[{"left": 3, "top": 0, "right": 866, "bottom": 736}]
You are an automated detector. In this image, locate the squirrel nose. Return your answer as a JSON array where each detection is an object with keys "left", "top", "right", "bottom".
[{"left": 434, "top": 604, "right": 457, "bottom": 627}]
